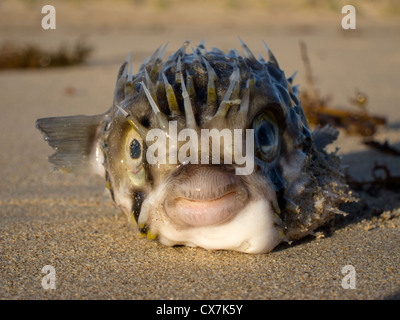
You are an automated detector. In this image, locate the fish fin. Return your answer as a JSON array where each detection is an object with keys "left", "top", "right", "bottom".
[
  {"left": 312, "top": 124, "right": 339, "bottom": 150},
  {"left": 35, "top": 114, "right": 107, "bottom": 176}
]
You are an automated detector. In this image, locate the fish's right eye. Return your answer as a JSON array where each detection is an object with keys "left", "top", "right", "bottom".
[
  {"left": 130, "top": 139, "right": 141, "bottom": 159},
  {"left": 124, "top": 129, "right": 146, "bottom": 187},
  {"left": 124, "top": 130, "right": 144, "bottom": 167}
]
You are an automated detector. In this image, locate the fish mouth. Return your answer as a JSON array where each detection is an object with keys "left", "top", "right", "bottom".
[{"left": 164, "top": 165, "right": 249, "bottom": 227}]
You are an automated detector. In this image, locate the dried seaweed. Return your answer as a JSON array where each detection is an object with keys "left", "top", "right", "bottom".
[
  {"left": 299, "top": 41, "right": 386, "bottom": 137},
  {"left": 0, "top": 40, "right": 92, "bottom": 70},
  {"left": 363, "top": 139, "right": 400, "bottom": 156},
  {"left": 298, "top": 42, "right": 400, "bottom": 195}
]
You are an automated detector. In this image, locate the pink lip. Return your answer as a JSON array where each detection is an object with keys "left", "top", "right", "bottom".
[
  {"left": 163, "top": 166, "right": 249, "bottom": 227},
  {"left": 165, "top": 188, "right": 248, "bottom": 227}
]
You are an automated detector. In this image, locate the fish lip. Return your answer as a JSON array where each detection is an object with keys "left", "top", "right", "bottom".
[
  {"left": 163, "top": 165, "right": 249, "bottom": 227},
  {"left": 174, "top": 189, "right": 237, "bottom": 202}
]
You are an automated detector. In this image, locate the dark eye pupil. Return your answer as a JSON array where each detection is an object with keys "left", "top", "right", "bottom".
[
  {"left": 130, "top": 139, "right": 141, "bottom": 159},
  {"left": 257, "top": 123, "right": 274, "bottom": 147}
]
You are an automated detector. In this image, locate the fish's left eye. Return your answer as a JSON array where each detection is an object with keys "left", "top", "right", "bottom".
[{"left": 253, "top": 112, "right": 280, "bottom": 162}]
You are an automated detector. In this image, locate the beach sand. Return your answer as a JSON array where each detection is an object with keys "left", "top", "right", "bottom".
[{"left": 0, "top": 0, "right": 399, "bottom": 299}]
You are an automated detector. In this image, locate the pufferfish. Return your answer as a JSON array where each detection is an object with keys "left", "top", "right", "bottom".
[{"left": 36, "top": 39, "right": 352, "bottom": 254}]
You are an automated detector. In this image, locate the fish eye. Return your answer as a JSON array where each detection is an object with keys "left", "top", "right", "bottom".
[
  {"left": 130, "top": 139, "right": 141, "bottom": 159},
  {"left": 253, "top": 112, "right": 280, "bottom": 162},
  {"left": 124, "top": 129, "right": 146, "bottom": 187},
  {"left": 124, "top": 130, "right": 144, "bottom": 166}
]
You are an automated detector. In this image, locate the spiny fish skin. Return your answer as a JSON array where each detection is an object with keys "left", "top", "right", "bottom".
[{"left": 36, "top": 40, "right": 352, "bottom": 254}]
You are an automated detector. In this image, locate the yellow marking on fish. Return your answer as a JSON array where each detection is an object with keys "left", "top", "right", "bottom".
[
  {"left": 147, "top": 231, "right": 157, "bottom": 240},
  {"left": 131, "top": 213, "right": 137, "bottom": 226}
]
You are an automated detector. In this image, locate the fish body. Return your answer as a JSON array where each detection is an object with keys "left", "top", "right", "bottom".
[{"left": 36, "top": 40, "right": 352, "bottom": 253}]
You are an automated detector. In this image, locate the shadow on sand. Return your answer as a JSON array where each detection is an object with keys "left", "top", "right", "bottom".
[{"left": 274, "top": 146, "right": 400, "bottom": 252}]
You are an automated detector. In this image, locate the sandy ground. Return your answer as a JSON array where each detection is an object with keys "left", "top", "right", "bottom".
[{"left": 0, "top": 1, "right": 399, "bottom": 299}]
